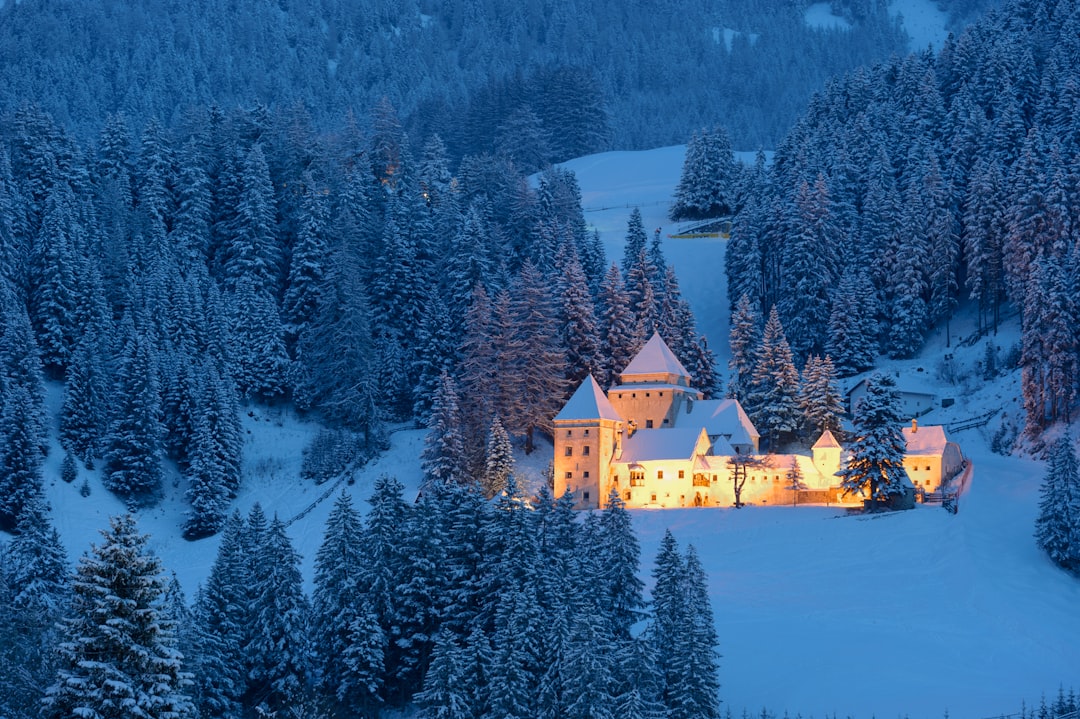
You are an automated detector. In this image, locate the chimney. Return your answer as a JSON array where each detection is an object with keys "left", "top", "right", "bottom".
[{"left": 911, "top": 418, "right": 918, "bottom": 433}]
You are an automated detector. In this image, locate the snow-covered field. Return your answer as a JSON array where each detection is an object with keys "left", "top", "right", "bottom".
[{"left": 28, "top": 145, "right": 1080, "bottom": 719}]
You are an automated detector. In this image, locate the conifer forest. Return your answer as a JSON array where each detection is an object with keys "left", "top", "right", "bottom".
[{"left": 4, "top": 0, "right": 1080, "bottom": 716}]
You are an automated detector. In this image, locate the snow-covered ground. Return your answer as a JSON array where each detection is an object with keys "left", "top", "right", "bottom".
[
  {"left": 25, "top": 146, "right": 1080, "bottom": 718},
  {"left": 891, "top": 0, "right": 950, "bottom": 50}
]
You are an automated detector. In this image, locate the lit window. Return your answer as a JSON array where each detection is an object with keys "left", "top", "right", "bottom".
[
  {"left": 565, "top": 471, "right": 572, "bottom": 479},
  {"left": 657, "top": 470, "right": 664, "bottom": 479},
  {"left": 651, "top": 494, "right": 657, "bottom": 502},
  {"left": 678, "top": 470, "right": 685, "bottom": 479},
  {"left": 565, "top": 446, "right": 573, "bottom": 456},
  {"left": 625, "top": 491, "right": 631, "bottom": 500},
  {"left": 925, "top": 465, "right": 931, "bottom": 471},
  {"left": 583, "top": 446, "right": 591, "bottom": 456}
]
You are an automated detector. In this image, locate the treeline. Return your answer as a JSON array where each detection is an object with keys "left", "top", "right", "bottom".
[
  {"left": 0, "top": 0, "right": 912, "bottom": 155},
  {"left": 0, "top": 481, "right": 721, "bottom": 719},
  {"left": 0, "top": 100, "right": 716, "bottom": 535},
  {"left": 722, "top": 0, "right": 1080, "bottom": 442}
]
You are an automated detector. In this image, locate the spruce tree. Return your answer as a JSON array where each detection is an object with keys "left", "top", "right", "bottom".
[
  {"left": 0, "top": 384, "right": 46, "bottom": 531},
  {"left": 421, "top": 371, "right": 469, "bottom": 488},
  {"left": 598, "top": 263, "right": 637, "bottom": 389},
  {"left": 727, "top": 293, "right": 761, "bottom": 403},
  {"left": 747, "top": 306, "right": 801, "bottom": 450},
  {"left": 798, "top": 354, "right": 845, "bottom": 442},
  {"left": 1034, "top": 436, "right": 1080, "bottom": 571},
  {"left": 245, "top": 517, "right": 311, "bottom": 715},
  {"left": 483, "top": 415, "right": 515, "bottom": 498},
  {"left": 103, "top": 329, "right": 164, "bottom": 505},
  {"left": 838, "top": 372, "right": 909, "bottom": 510},
  {"left": 312, "top": 492, "right": 385, "bottom": 717},
  {"left": 44, "top": 514, "right": 193, "bottom": 719}
]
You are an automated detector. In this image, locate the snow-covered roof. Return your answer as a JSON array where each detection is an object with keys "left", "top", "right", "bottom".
[
  {"left": 683, "top": 398, "right": 759, "bottom": 445},
  {"left": 620, "top": 427, "right": 707, "bottom": 463},
  {"left": 812, "top": 430, "right": 841, "bottom": 449},
  {"left": 902, "top": 423, "right": 950, "bottom": 455},
  {"left": 620, "top": 332, "right": 691, "bottom": 380},
  {"left": 555, "top": 375, "right": 622, "bottom": 422},
  {"left": 710, "top": 434, "right": 736, "bottom": 456}
]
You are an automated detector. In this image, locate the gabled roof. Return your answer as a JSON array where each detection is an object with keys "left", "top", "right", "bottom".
[
  {"left": 683, "top": 398, "right": 760, "bottom": 445},
  {"left": 812, "top": 429, "right": 841, "bottom": 449},
  {"left": 621, "top": 332, "right": 691, "bottom": 380},
  {"left": 619, "top": 427, "right": 708, "bottom": 463},
  {"left": 902, "top": 424, "right": 950, "bottom": 455},
  {"left": 555, "top": 375, "right": 622, "bottom": 422}
]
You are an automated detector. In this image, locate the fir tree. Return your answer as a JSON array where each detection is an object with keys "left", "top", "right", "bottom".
[
  {"left": 838, "top": 372, "right": 909, "bottom": 510},
  {"left": 666, "top": 546, "right": 721, "bottom": 719},
  {"left": 421, "top": 371, "right": 469, "bottom": 488},
  {"left": 103, "top": 329, "right": 164, "bottom": 505},
  {"left": 189, "top": 513, "right": 247, "bottom": 719},
  {"left": 245, "top": 517, "right": 311, "bottom": 715},
  {"left": 312, "top": 492, "right": 385, "bottom": 717},
  {"left": 44, "top": 514, "right": 193, "bottom": 719},
  {"left": 483, "top": 415, "right": 515, "bottom": 498},
  {"left": 598, "top": 264, "right": 637, "bottom": 390},
  {"left": 0, "top": 384, "right": 46, "bottom": 531},
  {"left": 727, "top": 293, "right": 761, "bottom": 403},
  {"left": 798, "top": 354, "right": 845, "bottom": 442},
  {"left": 747, "top": 306, "right": 801, "bottom": 450},
  {"left": 1034, "top": 436, "right": 1080, "bottom": 571}
]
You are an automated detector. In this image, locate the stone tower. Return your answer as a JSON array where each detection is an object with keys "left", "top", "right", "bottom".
[
  {"left": 606, "top": 332, "right": 703, "bottom": 431},
  {"left": 812, "top": 429, "right": 842, "bottom": 478},
  {"left": 553, "top": 375, "right": 624, "bottom": 509}
]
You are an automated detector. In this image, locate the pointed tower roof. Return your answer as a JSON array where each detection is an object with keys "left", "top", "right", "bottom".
[
  {"left": 812, "top": 429, "right": 841, "bottom": 449},
  {"left": 621, "top": 332, "right": 691, "bottom": 380},
  {"left": 555, "top": 375, "right": 622, "bottom": 422}
]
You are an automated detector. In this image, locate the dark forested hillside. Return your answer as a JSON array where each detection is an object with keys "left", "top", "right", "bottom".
[
  {"left": 0, "top": 0, "right": 910, "bottom": 155},
  {"left": 723, "top": 0, "right": 1080, "bottom": 445}
]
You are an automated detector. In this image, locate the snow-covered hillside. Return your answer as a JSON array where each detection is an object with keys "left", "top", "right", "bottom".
[{"left": 22, "top": 146, "right": 1080, "bottom": 719}]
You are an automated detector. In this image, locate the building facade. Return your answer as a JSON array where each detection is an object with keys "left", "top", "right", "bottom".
[{"left": 552, "top": 333, "right": 965, "bottom": 510}]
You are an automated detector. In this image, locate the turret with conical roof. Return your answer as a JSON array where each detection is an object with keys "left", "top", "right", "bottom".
[
  {"left": 812, "top": 429, "right": 842, "bottom": 478},
  {"left": 553, "top": 375, "right": 624, "bottom": 509},
  {"left": 608, "top": 332, "right": 702, "bottom": 433}
]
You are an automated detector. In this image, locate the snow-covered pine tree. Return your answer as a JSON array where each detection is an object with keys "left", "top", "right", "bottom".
[
  {"left": 244, "top": 516, "right": 311, "bottom": 715},
  {"left": 598, "top": 263, "right": 637, "bottom": 390},
  {"left": 44, "top": 514, "right": 193, "bottom": 719},
  {"left": 507, "top": 261, "right": 568, "bottom": 453},
  {"left": 311, "top": 492, "right": 385, "bottom": 716},
  {"left": 838, "top": 372, "right": 909, "bottom": 510},
  {"left": 29, "top": 182, "right": 81, "bottom": 377},
  {"left": 665, "top": 545, "right": 721, "bottom": 719},
  {"left": 621, "top": 208, "right": 649, "bottom": 280},
  {"left": 421, "top": 371, "right": 469, "bottom": 488},
  {"left": 0, "top": 383, "right": 46, "bottom": 531},
  {"left": 0, "top": 497, "right": 69, "bottom": 719},
  {"left": 189, "top": 512, "right": 247, "bottom": 719},
  {"left": 283, "top": 173, "right": 329, "bottom": 337},
  {"left": 223, "top": 144, "right": 281, "bottom": 294},
  {"left": 727, "top": 293, "right": 761, "bottom": 403},
  {"left": 103, "top": 327, "right": 164, "bottom": 505},
  {"left": 747, "top": 306, "right": 801, "bottom": 450},
  {"left": 416, "top": 627, "right": 471, "bottom": 719},
  {"left": 482, "top": 415, "right": 515, "bottom": 498},
  {"left": 779, "top": 174, "right": 839, "bottom": 363},
  {"left": 360, "top": 474, "right": 411, "bottom": 704},
  {"left": 647, "top": 530, "right": 685, "bottom": 713},
  {"left": 1034, "top": 436, "right": 1080, "bottom": 571},
  {"left": 798, "top": 354, "right": 845, "bottom": 442},
  {"left": 557, "top": 243, "right": 602, "bottom": 390},
  {"left": 227, "top": 276, "right": 290, "bottom": 400},
  {"left": 412, "top": 289, "right": 459, "bottom": 418},
  {"left": 597, "top": 489, "right": 646, "bottom": 639},
  {"left": 826, "top": 270, "right": 879, "bottom": 376}
]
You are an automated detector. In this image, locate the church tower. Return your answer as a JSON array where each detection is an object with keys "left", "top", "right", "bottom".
[{"left": 553, "top": 375, "right": 623, "bottom": 509}]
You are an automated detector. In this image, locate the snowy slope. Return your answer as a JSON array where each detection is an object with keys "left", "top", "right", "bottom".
[{"left": 17, "top": 146, "right": 1080, "bottom": 719}]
